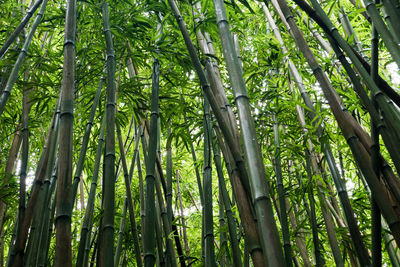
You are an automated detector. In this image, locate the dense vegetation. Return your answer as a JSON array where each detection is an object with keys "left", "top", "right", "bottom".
[{"left": 1, "top": 0, "right": 400, "bottom": 266}]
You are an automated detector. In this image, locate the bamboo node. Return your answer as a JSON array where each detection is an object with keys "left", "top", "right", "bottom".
[
  {"left": 311, "top": 65, "right": 322, "bottom": 74},
  {"left": 285, "top": 15, "right": 294, "bottom": 21},
  {"left": 63, "top": 39, "right": 75, "bottom": 47},
  {"left": 234, "top": 93, "right": 249, "bottom": 102}
]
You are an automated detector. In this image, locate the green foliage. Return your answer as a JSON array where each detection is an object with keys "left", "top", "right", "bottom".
[{"left": 0, "top": 172, "right": 18, "bottom": 206}]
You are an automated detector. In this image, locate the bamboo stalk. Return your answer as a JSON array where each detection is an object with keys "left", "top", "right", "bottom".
[
  {"left": 385, "top": 232, "right": 400, "bottom": 267},
  {"left": 116, "top": 122, "right": 143, "bottom": 266},
  {"left": 211, "top": 129, "right": 242, "bottom": 267},
  {"left": 137, "top": 129, "right": 145, "bottom": 249},
  {"left": 218, "top": 192, "right": 228, "bottom": 267},
  {"left": 114, "top": 197, "right": 128, "bottom": 266},
  {"left": 166, "top": 125, "right": 173, "bottom": 226},
  {"left": 189, "top": 137, "right": 204, "bottom": 205},
  {"left": 76, "top": 116, "right": 106, "bottom": 267},
  {"left": 166, "top": 0, "right": 266, "bottom": 265},
  {"left": 272, "top": 113, "right": 293, "bottom": 267},
  {"left": 194, "top": 2, "right": 241, "bottom": 147},
  {"left": 276, "top": 1, "right": 371, "bottom": 261},
  {"left": 54, "top": 0, "right": 76, "bottom": 265},
  {"left": 36, "top": 161, "right": 58, "bottom": 267},
  {"left": 322, "top": 34, "right": 400, "bottom": 207},
  {"left": 155, "top": 166, "right": 178, "bottom": 267},
  {"left": 99, "top": 2, "right": 116, "bottom": 266},
  {"left": 154, "top": 197, "right": 164, "bottom": 266},
  {"left": 15, "top": 76, "right": 30, "bottom": 264},
  {"left": 114, "top": 123, "right": 141, "bottom": 266},
  {"left": 143, "top": 56, "right": 160, "bottom": 266},
  {"left": 143, "top": 120, "right": 187, "bottom": 266},
  {"left": 285, "top": 196, "right": 312, "bottom": 267},
  {"left": 86, "top": 228, "right": 98, "bottom": 267},
  {"left": 211, "top": 0, "right": 284, "bottom": 264},
  {"left": 371, "top": 15, "right": 382, "bottom": 266},
  {"left": 214, "top": 127, "right": 265, "bottom": 266},
  {"left": 141, "top": 122, "right": 178, "bottom": 267},
  {"left": 302, "top": 162, "right": 325, "bottom": 267},
  {"left": 203, "top": 97, "right": 216, "bottom": 266}
]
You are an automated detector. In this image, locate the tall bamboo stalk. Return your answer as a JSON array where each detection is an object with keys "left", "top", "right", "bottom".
[
  {"left": 194, "top": 9, "right": 252, "bottom": 198},
  {"left": 16, "top": 73, "right": 30, "bottom": 265},
  {"left": 166, "top": 125, "right": 173, "bottom": 225},
  {"left": 272, "top": 112, "right": 293, "bottom": 267},
  {"left": 385, "top": 232, "right": 400, "bottom": 267},
  {"left": 54, "top": 0, "right": 76, "bottom": 265},
  {"left": 323, "top": 31, "right": 400, "bottom": 206},
  {"left": 211, "top": 129, "right": 242, "bottom": 267},
  {"left": 301, "top": 161, "right": 325, "bottom": 267},
  {"left": 36, "top": 160, "right": 58, "bottom": 267},
  {"left": 99, "top": 2, "right": 117, "bottom": 266},
  {"left": 114, "top": 123, "right": 141, "bottom": 266},
  {"left": 194, "top": 2, "right": 241, "bottom": 148},
  {"left": 76, "top": 116, "right": 106, "bottom": 267},
  {"left": 139, "top": 91, "right": 184, "bottom": 266},
  {"left": 371, "top": 15, "right": 382, "bottom": 266},
  {"left": 116, "top": 122, "right": 143, "bottom": 267},
  {"left": 218, "top": 191, "right": 228, "bottom": 267},
  {"left": 154, "top": 196, "right": 164, "bottom": 266},
  {"left": 203, "top": 97, "right": 216, "bottom": 266},
  {"left": 114, "top": 194, "right": 128, "bottom": 266},
  {"left": 167, "top": 0, "right": 266, "bottom": 264},
  {"left": 214, "top": 127, "right": 265, "bottom": 266},
  {"left": 141, "top": 122, "right": 178, "bottom": 267},
  {"left": 301, "top": 0, "right": 400, "bottom": 202},
  {"left": 211, "top": 0, "right": 284, "bottom": 264},
  {"left": 143, "top": 56, "right": 160, "bottom": 266},
  {"left": 155, "top": 165, "right": 178, "bottom": 267},
  {"left": 137, "top": 129, "right": 145, "bottom": 248}
]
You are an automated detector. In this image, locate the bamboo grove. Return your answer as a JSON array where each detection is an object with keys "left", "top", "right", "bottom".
[{"left": 2, "top": 0, "right": 400, "bottom": 265}]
